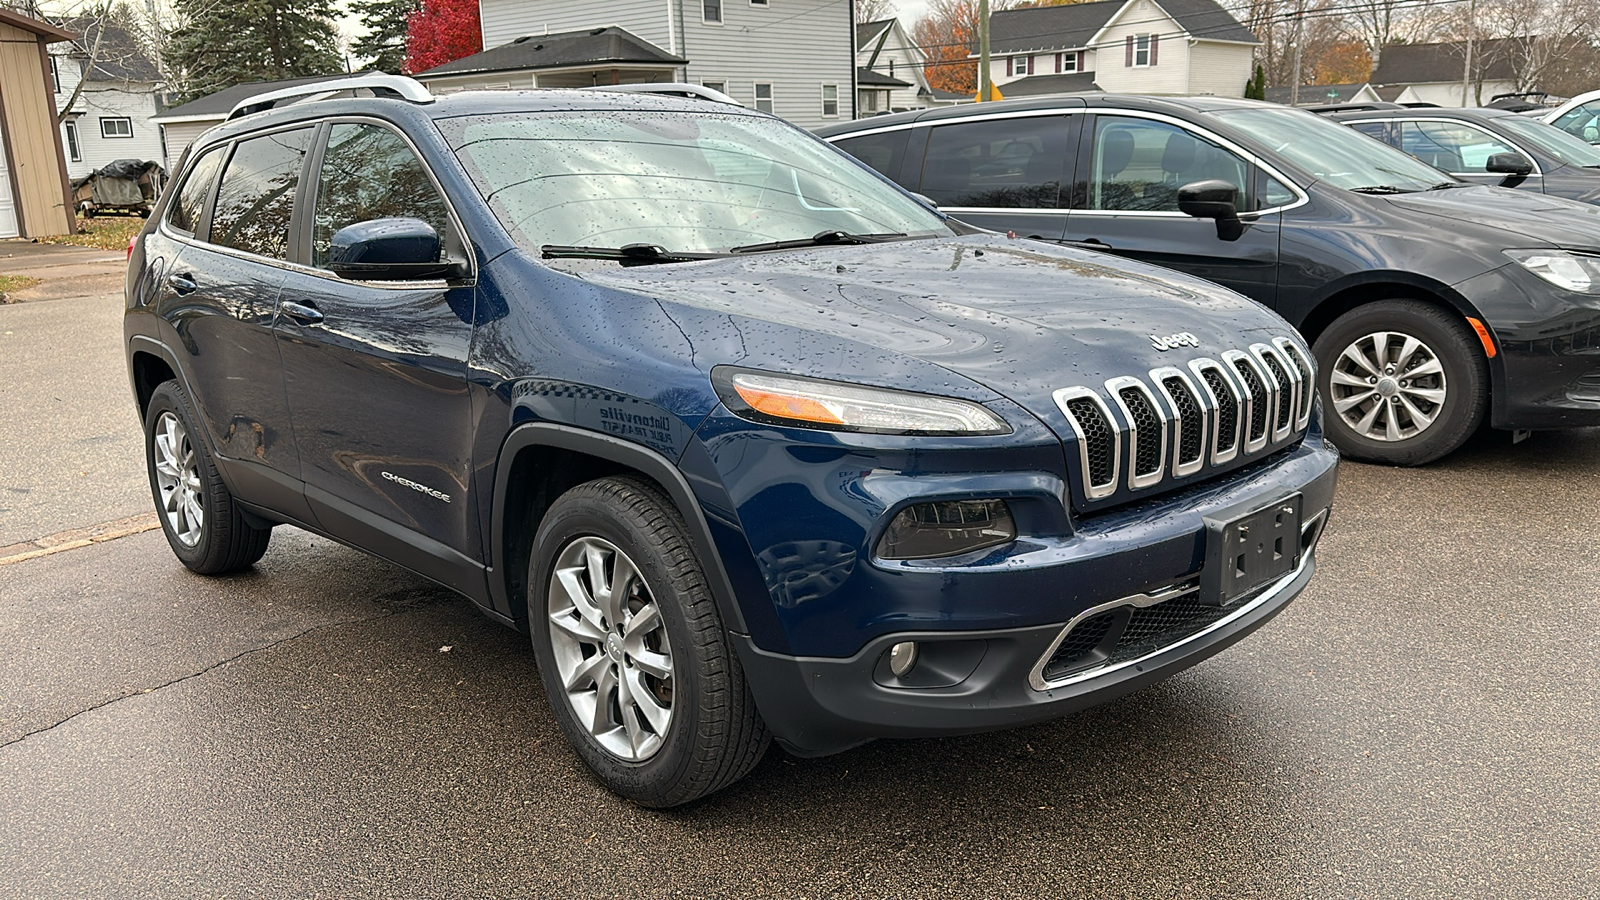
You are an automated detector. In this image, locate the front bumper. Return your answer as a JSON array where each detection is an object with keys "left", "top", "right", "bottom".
[
  {"left": 1460, "top": 265, "right": 1600, "bottom": 429},
  {"left": 737, "top": 542, "right": 1321, "bottom": 758}
]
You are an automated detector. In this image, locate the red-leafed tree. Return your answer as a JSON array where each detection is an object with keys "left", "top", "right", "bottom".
[{"left": 403, "top": 0, "right": 481, "bottom": 74}]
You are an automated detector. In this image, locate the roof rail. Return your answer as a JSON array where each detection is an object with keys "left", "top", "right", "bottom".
[
  {"left": 227, "top": 74, "right": 434, "bottom": 121},
  {"left": 583, "top": 82, "right": 744, "bottom": 107}
]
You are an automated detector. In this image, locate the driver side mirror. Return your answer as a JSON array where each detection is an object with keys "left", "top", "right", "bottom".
[
  {"left": 1178, "top": 179, "right": 1244, "bottom": 242},
  {"left": 329, "top": 217, "right": 464, "bottom": 281},
  {"left": 1485, "top": 152, "right": 1533, "bottom": 177}
]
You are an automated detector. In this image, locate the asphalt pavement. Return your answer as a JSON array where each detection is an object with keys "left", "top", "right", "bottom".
[{"left": 1, "top": 280, "right": 1597, "bottom": 898}]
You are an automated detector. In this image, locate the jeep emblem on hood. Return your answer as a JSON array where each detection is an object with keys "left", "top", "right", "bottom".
[{"left": 1151, "top": 332, "right": 1200, "bottom": 352}]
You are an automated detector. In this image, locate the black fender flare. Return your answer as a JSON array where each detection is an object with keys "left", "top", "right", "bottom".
[{"left": 488, "top": 422, "right": 751, "bottom": 636}]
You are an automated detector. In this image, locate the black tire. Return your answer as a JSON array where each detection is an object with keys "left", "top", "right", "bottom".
[
  {"left": 1312, "top": 300, "right": 1488, "bottom": 466},
  {"left": 528, "top": 476, "right": 769, "bottom": 807},
  {"left": 143, "top": 380, "right": 271, "bottom": 574}
]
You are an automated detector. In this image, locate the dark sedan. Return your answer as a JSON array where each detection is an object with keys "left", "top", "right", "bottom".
[{"left": 1322, "top": 106, "right": 1600, "bottom": 203}]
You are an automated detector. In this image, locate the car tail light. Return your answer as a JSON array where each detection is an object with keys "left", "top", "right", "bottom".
[{"left": 126, "top": 235, "right": 137, "bottom": 261}]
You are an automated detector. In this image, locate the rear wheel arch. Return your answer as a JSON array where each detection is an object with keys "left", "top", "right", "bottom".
[
  {"left": 130, "top": 349, "right": 178, "bottom": 421},
  {"left": 490, "top": 424, "right": 750, "bottom": 637}
]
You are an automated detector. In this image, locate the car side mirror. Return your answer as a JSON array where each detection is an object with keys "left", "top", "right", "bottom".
[
  {"left": 911, "top": 191, "right": 939, "bottom": 210},
  {"left": 1485, "top": 152, "right": 1533, "bottom": 177},
  {"left": 329, "top": 217, "right": 462, "bottom": 281},
  {"left": 1178, "top": 179, "right": 1244, "bottom": 242}
]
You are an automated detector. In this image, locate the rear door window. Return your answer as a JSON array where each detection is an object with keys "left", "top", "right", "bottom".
[
  {"left": 166, "top": 146, "right": 226, "bottom": 236},
  {"left": 833, "top": 129, "right": 911, "bottom": 182},
  {"left": 311, "top": 122, "right": 452, "bottom": 268},
  {"left": 919, "top": 116, "right": 1071, "bottom": 208},
  {"left": 210, "top": 127, "right": 315, "bottom": 260}
]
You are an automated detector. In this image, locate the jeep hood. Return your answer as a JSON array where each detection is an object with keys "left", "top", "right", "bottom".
[
  {"left": 1383, "top": 184, "right": 1600, "bottom": 251},
  {"left": 573, "top": 234, "right": 1301, "bottom": 430}
]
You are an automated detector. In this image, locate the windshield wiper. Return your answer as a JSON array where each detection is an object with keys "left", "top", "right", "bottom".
[
  {"left": 1427, "top": 181, "right": 1469, "bottom": 190},
  {"left": 729, "top": 230, "right": 907, "bottom": 254},
  {"left": 540, "top": 243, "right": 729, "bottom": 265},
  {"left": 1348, "top": 185, "right": 1413, "bottom": 194}
]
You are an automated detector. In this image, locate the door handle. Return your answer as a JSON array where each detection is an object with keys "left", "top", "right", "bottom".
[
  {"left": 281, "top": 300, "right": 325, "bottom": 325},
  {"left": 167, "top": 272, "right": 198, "bottom": 294},
  {"left": 1065, "top": 238, "right": 1112, "bottom": 251}
]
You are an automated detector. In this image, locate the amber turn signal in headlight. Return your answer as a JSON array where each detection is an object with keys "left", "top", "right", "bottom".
[{"left": 714, "top": 369, "right": 1010, "bottom": 435}]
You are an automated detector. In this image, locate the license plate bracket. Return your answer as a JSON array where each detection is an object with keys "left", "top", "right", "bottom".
[{"left": 1201, "top": 493, "right": 1302, "bottom": 606}]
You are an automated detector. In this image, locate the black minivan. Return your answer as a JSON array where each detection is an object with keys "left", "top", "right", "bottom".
[{"left": 819, "top": 95, "right": 1600, "bottom": 465}]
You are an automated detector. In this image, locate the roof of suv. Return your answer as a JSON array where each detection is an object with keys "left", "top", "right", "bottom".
[
  {"left": 1321, "top": 106, "right": 1522, "bottom": 123},
  {"left": 813, "top": 93, "right": 1278, "bottom": 137}
]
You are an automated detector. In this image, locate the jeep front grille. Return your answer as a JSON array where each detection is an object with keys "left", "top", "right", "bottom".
[{"left": 1052, "top": 337, "right": 1313, "bottom": 504}]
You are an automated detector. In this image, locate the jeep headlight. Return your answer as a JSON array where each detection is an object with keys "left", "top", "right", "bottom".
[
  {"left": 1505, "top": 249, "right": 1600, "bottom": 293},
  {"left": 714, "top": 369, "right": 1010, "bottom": 435}
]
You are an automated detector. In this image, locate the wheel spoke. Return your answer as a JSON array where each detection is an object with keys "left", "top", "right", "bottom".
[
  {"left": 1405, "top": 358, "right": 1444, "bottom": 379},
  {"left": 561, "top": 651, "right": 609, "bottom": 691},
  {"left": 1340, "top": 344, "right": 1381, "bottom": 378},
  {"left": 1370, "top": 332, "right": 1390, "bottom": 369},
  {"left": 623, "top": 668, "right": 671, "bottom": 733},
  {"left": 1332, "top": 390, "right": 1376, "bottom": 414},
  {"left": 1384, "top": 403, "right": 1402, "bottom": 441},
  {"left": 1394, "top": 335, "right": 1424, "bottom": 372},
  {"left": 549, "top": 608, "right": 607, "bottom": 643},
  {"left": 622, "top": 602, "right": 660, "bottom": 640},
  {"left": 184, "top": 494, "right": 205, "bottom": 533},
  {"left": 1329, "top": 369, "right": 1372, "bottom": 389},
  {"left": 630, "top": 648, "right": 672, "bottom": 680},
  {"left": 554, "top": 566, "right": 607, "bottom": 634},
  {"left": 1398, "top": 393, "right": 1437, "bottom": 429},
  {"left": 1403, "top": 386, "right": 1446, "bottom": 405},
  {"left": 590, "top": 664, "right": 619, "bottom": 736},
  {"left": 1355, "top": 400, "right": 1384, "bottom": 437}
]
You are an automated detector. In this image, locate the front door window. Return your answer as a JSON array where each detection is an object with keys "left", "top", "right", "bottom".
[{"left": 1087, "top": 116, "right": 1247, "bottom": 212}]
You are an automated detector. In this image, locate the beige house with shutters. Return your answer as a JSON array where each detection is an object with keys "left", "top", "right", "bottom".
[
  {"left": 978, "top": 0, "right": 1258, "bottom": 99},
  {"left": 0, "top": 8, "right": 75, "bottom": 239}
]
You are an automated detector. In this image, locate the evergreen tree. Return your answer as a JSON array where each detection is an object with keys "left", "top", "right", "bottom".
[
  {"left": 1245, "top": 64, "right": 1267, "bottom": 101},
  {"left": 350, "top": 0, "right": 417, "bottom": 74},
  {"left": 166, "top": 0, "right": 344, "bottom": 103}
]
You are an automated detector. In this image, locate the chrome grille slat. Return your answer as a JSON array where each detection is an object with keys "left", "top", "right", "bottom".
[{"left": 1055, "top": 337, "right": 1315, "bottom": 504}]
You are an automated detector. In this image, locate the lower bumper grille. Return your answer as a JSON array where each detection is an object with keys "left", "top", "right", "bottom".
[{"left": 1029, "top": 509, "right": 1328, "bottom": 691}]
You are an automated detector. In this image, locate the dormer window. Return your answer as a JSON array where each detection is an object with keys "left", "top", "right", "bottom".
[{"left": 1009, "top": 55, "right": 1031, "bottom": 77}]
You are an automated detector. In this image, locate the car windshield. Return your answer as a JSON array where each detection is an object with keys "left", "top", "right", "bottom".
[
  {"left": 1213, "top": 106, "right": 1452, "bottom": 192},
  {"left": 439, "top": 111, "right": 949, "bottom": 255},
  {"left": 1492, "top": 114, "right": 1600, "bottom": 167}
]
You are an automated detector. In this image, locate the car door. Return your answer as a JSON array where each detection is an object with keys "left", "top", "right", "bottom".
[
  {"left": 156, "top": 128, "right": 315, "bottom": 521},
  {"left": 1393, "top": 119, "right": 1539, "bottom": 190},
  {"left": 1550, "top": 101, "right": 1600, "bottom": 146},
  {"left": 272, "top": 119, "right": 482, "bottom": 588},
  {"left": 911, "top": 112, "right": 1079, "bottom": 241},
  {"left": 1060, "top": 113, "right": 1282, "bottom": 307}
]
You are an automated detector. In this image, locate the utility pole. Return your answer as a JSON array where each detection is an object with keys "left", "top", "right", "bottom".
[
  {"left": 1290, "top": 4, "right": 1303, "bottom": 107},
  {"left": 978, "top": 0, "right": 991, "bottom": 102},
  {"left": 1461, "top": 0, "right": 1475, "bottom": 105}
]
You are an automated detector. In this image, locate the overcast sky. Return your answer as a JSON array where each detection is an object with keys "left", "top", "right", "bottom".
[{"left": 893, "top": 0, "right": 930, "bottom": 22}]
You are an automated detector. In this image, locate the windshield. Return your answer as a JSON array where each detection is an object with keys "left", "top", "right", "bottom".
[
  {"left": 1493, "top": 114, "right": 1600, "bottom": 167},
  {"left": 439, "top": 111, "right": 949, "bottom": 255},
  {"left": 1212, "top": 107, "right": 1453, "bottom": 192}
]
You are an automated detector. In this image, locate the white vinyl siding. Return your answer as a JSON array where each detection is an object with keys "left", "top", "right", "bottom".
[
  {"left": 1186, "top": 41, "right": 1255, "bottom": 96},
  {"left": 158, "top": 121, "right": 214, "bottom": 174},
  {"left": 52, "top": 48, "right": 164, "bottom": 178},
  {"left": 480, "top": 0, "right": 675, "bottom": 53},
  {"left": 857, "top": 21, "right": 931, "bottom": 111},
  {"left": 1092, "top": 0, "right": 1190, "bottom": 94}
]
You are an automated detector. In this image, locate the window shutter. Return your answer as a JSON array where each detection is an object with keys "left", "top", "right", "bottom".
[
  {"left": 1078, "top": 50, "right": 1086, "bottom": 71},
  {"left": 1150, "top": 34, "right": 1160, "bottom": 66},
  {"left": 1055, "top": 53, "right": 1062, "bottom": 74},
  {"left": 1007, "top": 56, "right": 1014, "bottom": 77},
  {"left": 1125, "top": 36, "right": 1134, "bottom": 67}
]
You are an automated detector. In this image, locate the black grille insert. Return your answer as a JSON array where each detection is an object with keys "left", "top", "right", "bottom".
[
  {"left": 1233, "top": 359, "right": 1269, "bottom": 442},
  {"left": 1042, "top": 582, "right": 1240, "bottom": 682},
  {"left": 1200, "top": 367, "right": 1238, "bottom": 454},
  {"left": 1163, "top": 376, "right": 1204, "bottom": 466},
  {"left": 1260, "top": 353, "right": 1293, "bottom": 431},
  {"left": 1064, "top": 397, "right": 1115, "bottom": 489},
  {"left": 1118, "top": 387, "right": 1162, "bottom": 477}
]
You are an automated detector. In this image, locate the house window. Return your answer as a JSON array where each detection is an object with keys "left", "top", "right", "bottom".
[
  {"left": 64, "top": 121, "right": 81, "bottom": 161},
  {"left": 1010, "top": 56, "right": 1031, "bottom": 77},
  {"left": 822, "top": 84, "right": 839, "bottom": 118},
  {"left": 50, "top": 56, "right": 60, "bottom": 92},
  {"left": 750, "top": 0, "right": 768, "bottom": 5},
  {"left": 704, "top": 0, "right": 722, "bottom": 23},
  {"left": 703, "top": 80, "right": 727, "bottom": 94},
  {"left": 1132, "top": 34, "right": 1153, "bottom": 67},
  {"left": 754, "top": 82, "right": 773, "bottom": 114},
  {"left": 1058, "top": 52, "right": 1078, "bottom": 73},
  {"left": 101, "top": 117, "right": 133, "bottom": 138}
]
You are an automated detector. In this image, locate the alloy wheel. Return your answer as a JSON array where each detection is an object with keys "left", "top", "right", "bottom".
[
  {"left": 546, "top": 536, "right": 675, "bottom": 761},
  {"left": 1328, "top": 330, "right": 1448, "bottom": 443},
  {"left": 152, "top": 411, "right": 204, "bottom": 547}
]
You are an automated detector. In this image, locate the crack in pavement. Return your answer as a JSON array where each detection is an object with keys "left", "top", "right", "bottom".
[{"left": 0, "top": 607, "right": 409, "bottom": 753}]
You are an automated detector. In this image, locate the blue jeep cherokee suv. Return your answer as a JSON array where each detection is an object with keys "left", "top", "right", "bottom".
[{"left": 125, "top": 76, "right": 1338, "bottom": 806}]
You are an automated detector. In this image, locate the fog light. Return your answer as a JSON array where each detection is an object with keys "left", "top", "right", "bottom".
[
  {"left": 878, "top": 499, "right": 1016, "bottom": 560},
  {"left": 889, "top": 641, "right": 919, "bottom": 677}
]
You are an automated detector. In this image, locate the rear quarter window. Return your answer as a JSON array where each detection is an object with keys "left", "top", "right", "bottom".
[
  {"left": 166, "top": 146, "right": 226, "bottom": 236},
  {"left": 833, "top": 129, "right": 911, "bottom": 181}
]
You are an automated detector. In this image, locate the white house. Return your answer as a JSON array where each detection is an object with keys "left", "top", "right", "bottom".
[
  {"left": 414, "top": 0, "right": 857, "bottom": 129},
  {"left": 49, "top": 14, "right": 164, "bottom": 179},
  {"left": 980, "top": 0, "right": 1258, "bottom": 98},
  {"left": 855, "top": 18, "right": 964, "bottom": 114},
  {"left": 149, "top": 74, "right": 351, "bottom": 173}
]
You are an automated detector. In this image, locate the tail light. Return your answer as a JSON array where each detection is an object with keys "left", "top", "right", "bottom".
[{"left": 126, "top": 235, "right": 136, "bottom": 261}]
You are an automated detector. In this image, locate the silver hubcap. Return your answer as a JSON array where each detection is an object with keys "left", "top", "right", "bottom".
[
  {"left": 1328, "top": 330, "right": 1448, "bottom": 443},
  {"left": 547, "top": 537, "right": 674, "bottom": 761},
  {"left": 152, "top": 411, "right": 204, "bottom": 547}
]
